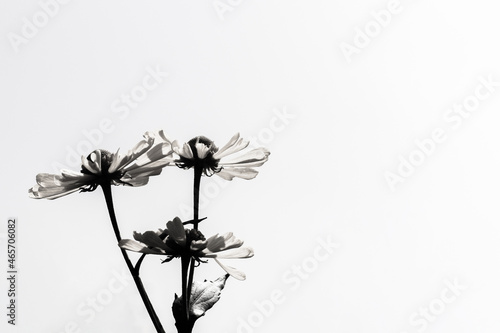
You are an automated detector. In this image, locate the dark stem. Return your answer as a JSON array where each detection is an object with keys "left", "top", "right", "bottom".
[
  {"left": 135, "top": 254, "right": 147, "bottom": 273},
  {"left": 181, "top": 255, "right": 190, "bottom": 321},
  {"left": 186, "top": 258, "right": 195, "bottom": 313},
  {"left": 193, "top": 166, "right": 202, "bottom": 230},
  {"left": 175, "top": 317, "right": 194, "bottom": 333},
  {"left": 101, "top": 183, "right": 166, "bottom": 333},
  {"left": 182, "top": 166, "right": 203, "bottom": 328}
]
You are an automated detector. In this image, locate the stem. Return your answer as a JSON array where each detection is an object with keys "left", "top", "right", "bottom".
[
  {"left": 182, "top": 166, "right": 203, "bottom": 327},
  {"left": 175, "top": 316, "right": 194, "bottom": 333},
  {"left": 193, "top": 166, "right": 202, "bottom": 230},
  {"left": 186, "top": 259, "right": 195, "bottom": 311},
  {"left": 101, "top": 183, "right": 166, "bottom": 333},
  {"left": 181, "top": 255, "right": 190, "bottom": 321},
  {"left": 135, "top": 253, "right": 147, "bottom": 273}
]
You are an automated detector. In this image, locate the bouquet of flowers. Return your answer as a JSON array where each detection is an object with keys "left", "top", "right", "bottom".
[{"left": 29, "top": 130, "right": 270, "bottom": 333}]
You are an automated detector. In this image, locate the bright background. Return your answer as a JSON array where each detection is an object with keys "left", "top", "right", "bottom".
[{"left": 2, "top": 0, "right": 500, "bottom": 332}]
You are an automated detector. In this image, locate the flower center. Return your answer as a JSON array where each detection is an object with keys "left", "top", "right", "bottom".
[
  {"left": 188, "top": 136, "right": 218, "bottom": 159},
  {"left": 186, "top": 228, "right": 206, "bottom": 244},
  {"left": 176, "top": 136, "right": 221, "bottom": 176},
  {"left": 80, "top": 150, "right": 123, "bottom": 191}
]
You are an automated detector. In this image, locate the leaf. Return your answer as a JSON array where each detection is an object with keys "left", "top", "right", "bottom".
[
  {"left": 189, "top": 274, "right": 229, "bottom": 319},
  {"left": 172, "top": 273, "right": 230, "bottom": 325}
]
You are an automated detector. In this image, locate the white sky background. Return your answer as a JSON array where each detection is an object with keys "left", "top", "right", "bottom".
[{"left": 2, "top": 0, "right": 500, "bottom": 332}]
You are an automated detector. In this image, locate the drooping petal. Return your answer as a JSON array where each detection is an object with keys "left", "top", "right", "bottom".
[
  {"left": 214, "top": 258, "right": 246, "bottom": 281},
  {"left": 216, "top": 167, "right": 259, "bottom": 180}
]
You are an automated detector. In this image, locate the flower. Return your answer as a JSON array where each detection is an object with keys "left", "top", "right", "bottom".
[
  {"left": 171, "top": 133, "right": 270, "bottom": 180},
  {"left": 119, "top": 217, "right": 254, "bottom": 280},
  {"left": 28, "top": 130, "right": 174, "bottom": 200}
]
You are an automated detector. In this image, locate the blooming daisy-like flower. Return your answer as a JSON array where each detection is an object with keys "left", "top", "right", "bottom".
[
  {"left": 119, "top": 217, "right": 254, "bottom": 280},
  {"left": 29, "top": 130, "right": 174, "bottom": 200},
  {"left": 171, "top": 133, "right": 270, "bottom": 180}
]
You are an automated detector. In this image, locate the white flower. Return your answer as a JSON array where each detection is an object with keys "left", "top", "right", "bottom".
[
  {"left": 171, "top": 133, "right": 270, "bottom": 180},
  {"left": 29, "top": 130, "right": 174, "bottom": 200},
  {"left": 119, "top": 217, "right": 254, "bottom": 280}
]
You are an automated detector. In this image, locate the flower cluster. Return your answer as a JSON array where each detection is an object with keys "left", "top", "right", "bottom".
[
  {"left": 28, "top": 129, "right": 269, "bottom": 333},
  {"left": 119, "top": 217, "right": 253, "bottom": 280},
  {"left": 29, "top": 132, "right": 270, "bottom": 199}
]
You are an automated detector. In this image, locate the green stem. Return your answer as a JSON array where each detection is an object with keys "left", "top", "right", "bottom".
[{"left": 101, "top": 183, "right": 166, "bottom": 333}]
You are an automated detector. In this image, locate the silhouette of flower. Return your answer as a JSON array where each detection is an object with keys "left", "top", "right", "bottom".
[
  {"left": 172, "top": 133, "right": 270, "bottom": 180},
  {"left": 29, "top": 130, "right": 173, "bottom": 199},
  {"left": 119, "top": 217, "right": 254, "bottom": 280}
]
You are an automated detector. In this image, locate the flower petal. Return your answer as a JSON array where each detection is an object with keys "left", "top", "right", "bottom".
[
  {"left": 36, "top": 173, "right": 79, "bottom": 187},
  {"left": 166, "top": 217, "right": 186, "bottom": 246},
  {"left": 60, "top": 169, "right": 89, "bottom": 178},
  {"left": 216, "top": 167, "right": 259, "bottom": 180},
  {"left": 29, "top": 171, "right": 96, "bottom": 199},
  {"left": 108, "top": 138, "right": 153, "bottom": 173},
  {"left": 203, "top": 247, "right": 254, "bottom": 259},
  {"left": 214, "top": 258, "right": 246, "bottom": 281},
  {"left": 172, "top": 141, "right": 194, "bottom": 159},
  {"left": 117, "top": 176, "right": 149, "bottom": 187},
  {"left": 136, "top": 231, "right": 175, "bottom": 253},
  {"left": 195, "top": 142, "right": 210, "bottom": 159},
  {"left": 205, "top": 232, "right": 243, "bottom": 252},
  {"left": 29, "top": 184, "right": 82, "bottom": 200},
  {"left": 219, "top": 148, "right": 270, "bottom": 168},
  {"left": 125, "top": 142, "right": 173, "bottom": 171},
  {"left": 143, "top": 130, "right": 172, "bottom": 144},
  {"left": 212, "top": 133, "right": 249, "bottom": 160},
  {"left": 123, "top": 167, "right": 163, "bottom": 179},
  {"left": 190, "top": 239, "right": 208, "bottom": 251},
  {"left": 118, "top": 239, "right": 165, "bottom": 254},
  {"left": 81, "top": 151, "right": 102, "bottom": 175}
]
